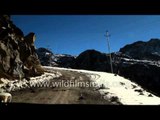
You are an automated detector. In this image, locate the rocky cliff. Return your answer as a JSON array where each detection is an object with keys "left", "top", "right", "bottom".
[{"left": 0, "top": 15, "right": 44, "bottom": 80}]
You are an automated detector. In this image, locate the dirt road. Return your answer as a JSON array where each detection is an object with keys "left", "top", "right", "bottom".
[{"left": 11, "top": 68, "right": 118, "bottom": 104}]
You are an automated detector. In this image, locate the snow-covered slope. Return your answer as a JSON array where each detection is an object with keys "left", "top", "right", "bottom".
[{"left": 44, "top": 66, "right": 160, "bottom": 105}]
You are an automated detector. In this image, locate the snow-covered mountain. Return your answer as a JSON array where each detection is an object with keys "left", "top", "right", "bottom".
[{"left": 36, "top": 47, "right": 76, "bottom": 68}]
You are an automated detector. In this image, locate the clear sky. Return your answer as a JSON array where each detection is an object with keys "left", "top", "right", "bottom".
[{"left": 11, "top": 15, "right": 160, "bottom": 56}]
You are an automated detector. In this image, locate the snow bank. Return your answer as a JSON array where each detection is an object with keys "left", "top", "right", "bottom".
[
  {"left": 0, "top": 72, "right": 62, "bottom": 92},
  {"left": 44, "top": 66, "right": 160, "bottom": 105}
]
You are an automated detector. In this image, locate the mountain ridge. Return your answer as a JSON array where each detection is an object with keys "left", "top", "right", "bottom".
[{"left": 119, "top": 38, "right": 160, "bottom": 60}]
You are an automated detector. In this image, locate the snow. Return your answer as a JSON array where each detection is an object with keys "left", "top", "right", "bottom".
[
  {"left": 0, "top": 72, "right": 62, "bottom": 92},
  {"left": 1, "top": 65, "right": 160, "bottom": 105},
  {"left": 43, "top": 66, "right": 160, "bottom": 105},
  {"left": 45, "top": 52, "right": 52, "bottom": 56}
]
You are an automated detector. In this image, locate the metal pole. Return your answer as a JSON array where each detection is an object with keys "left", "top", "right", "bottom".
[{"left": 105, "top": 30, "right": 113, "bottom": 73}]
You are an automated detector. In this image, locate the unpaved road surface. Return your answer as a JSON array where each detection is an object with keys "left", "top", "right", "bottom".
[{"left": 11, "top": 68, "right": 117, "bottom": 104}]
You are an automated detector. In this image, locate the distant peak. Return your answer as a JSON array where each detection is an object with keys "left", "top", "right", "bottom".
[
  {"left": 119, "top": 38, "right": 160, "bottom": 60},
  {"left": 149, "top": 38, "right": 160, "bottom": 42},
  {"left": 37, "top": 47, "right": 53, "bottom": 54}
]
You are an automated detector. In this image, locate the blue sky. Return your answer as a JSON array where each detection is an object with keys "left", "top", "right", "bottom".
[{"left": 11, "top": 15, "right": 160, "bottom": 56}]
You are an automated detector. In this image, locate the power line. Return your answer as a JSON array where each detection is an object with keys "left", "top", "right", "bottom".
[{"left": 105, "top": 30, "right": 113, "bottom": 73}]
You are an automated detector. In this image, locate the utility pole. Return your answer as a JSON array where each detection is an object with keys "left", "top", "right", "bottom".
[{"left": 105, "top": 30, "right": 113, "bottom": 73}]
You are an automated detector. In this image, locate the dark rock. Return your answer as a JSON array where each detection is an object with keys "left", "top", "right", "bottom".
[
  {"left": 110, "top": 96, "right": 119, "bottom": 102},
  {"left": 78, "top": 93, "right": 84, "bottom": 100},
  {"left": 134, "top": 89, "right": 143, "bottom": 93},
  {"left": 148, "top": 94, "right": 153, "bottom": 97},
  {"left": 131, "top": 84, "right": 137, "bottom": 89},
  {"left": 99, "top": 84, "right": 106, "bottom": 89},
  {"left": 139, "top": 92, "right": 144, "bottom": 95},
  {"left": 120, "top": 82, "right": 125, "bottom": 86}
]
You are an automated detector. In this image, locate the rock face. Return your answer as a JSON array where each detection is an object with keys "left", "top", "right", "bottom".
[
  {"left": 36, "top": 47, "right": 53, "bottom": 66},
  {"left": 119, "top": 39, "right": 160, "bottom": 60},
  {"left": 36, "top": 47, "right": 76, "bottom": 68},
  {"left": 0, "top": 15, "right": 44, "bottom": 80}
]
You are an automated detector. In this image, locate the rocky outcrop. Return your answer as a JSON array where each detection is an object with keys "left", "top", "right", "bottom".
[
  {"left": 0, "top": 15, "right": 44, "bottom": 80},
  {"left": 119, "top": 39, "right": 160, "bottom": 60},
  {"left": 36, "top": 47, "right": 76, "bottom": 68},
  {"left": 72, "top": 49, "right": 114, "bottom": 72}
]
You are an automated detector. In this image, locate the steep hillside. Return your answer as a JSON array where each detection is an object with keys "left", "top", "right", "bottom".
[{"left": 119, "top": 39, "right": 160, "bottom": 60}]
